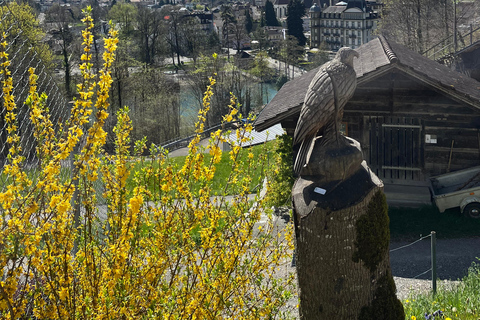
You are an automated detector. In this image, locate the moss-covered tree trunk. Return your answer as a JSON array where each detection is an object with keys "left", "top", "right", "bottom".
[{"left": 292, "top": 138, "right": 404, "bottom": 319}]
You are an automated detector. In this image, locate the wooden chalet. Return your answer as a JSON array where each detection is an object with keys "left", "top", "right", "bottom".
[{"left": 255, "top": 35, "right": 480, "bottom": 185}]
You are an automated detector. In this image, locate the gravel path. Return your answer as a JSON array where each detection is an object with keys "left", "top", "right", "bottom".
[{"left": 267, "top": 215, "right": 479, "bottom": 318}]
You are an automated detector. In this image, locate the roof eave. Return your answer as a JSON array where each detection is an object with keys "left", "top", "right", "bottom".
[
  {"left": 255, "top": 105, "right": 301, "bottom": 132},
  {"left": 396, "top": 64, "right": 480, "bottom": 111}
]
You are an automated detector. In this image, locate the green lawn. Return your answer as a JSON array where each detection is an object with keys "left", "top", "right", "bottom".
[{"left": 126, "top": 141, "right": 276, "bottom": 198}]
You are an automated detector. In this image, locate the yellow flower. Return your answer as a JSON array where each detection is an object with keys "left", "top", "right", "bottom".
[{"left": 129, "top": 194, "right": 143, "bottom": 214}]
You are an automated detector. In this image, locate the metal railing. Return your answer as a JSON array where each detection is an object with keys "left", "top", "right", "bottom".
[
  {"left": 422, "top": 24, "right": 480, "bottom": 62},
  {"left": 390, "top": 231, "right": 438, "bottom": 294}
]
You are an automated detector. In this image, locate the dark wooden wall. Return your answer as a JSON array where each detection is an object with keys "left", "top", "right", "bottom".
[
  {"left": 343, "top": 70, "right": 480, "bottom": 181},
  {"left": 279, "top": 69, "right": 480, "bottom": 183}
]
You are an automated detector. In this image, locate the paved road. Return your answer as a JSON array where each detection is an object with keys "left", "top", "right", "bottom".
[{"left": 389, "top": 237, "right": 480, "bottom": 280}]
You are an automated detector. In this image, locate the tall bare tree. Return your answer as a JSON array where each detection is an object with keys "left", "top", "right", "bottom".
[
  {"left": 124, "top": 68, "right": 181, "bottom": 145},
  {"left": 136, "top": 6, "right": 165, "bottom": 65},
  {"left": 380, "top": 0, "right": 480, "bottom": 54},
  {"left": 46, "top": 3, "right": 75, "bottom": 98}
]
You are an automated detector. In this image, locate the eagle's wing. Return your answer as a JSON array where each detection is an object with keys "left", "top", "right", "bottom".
[
  {"left": 293, "top": 60, "right": 357, "bottom": 175},
  {"left": 293, "top": 64, "right": 336, "bottom": 175},
  {"left": 293, "top": 64, "right": 336, "bottom": 146},
  {"left": 329, "top": 62, "right": 357, "bottom": 109}
]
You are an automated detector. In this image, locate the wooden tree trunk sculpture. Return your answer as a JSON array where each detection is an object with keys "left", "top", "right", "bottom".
[{"left": 292, "top": 48, "right": 404, "bottom": 319}]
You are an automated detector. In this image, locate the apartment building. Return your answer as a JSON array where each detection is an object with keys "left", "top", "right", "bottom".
[{"left": 310, "top": 0, "right": 379, "bottom": 51}]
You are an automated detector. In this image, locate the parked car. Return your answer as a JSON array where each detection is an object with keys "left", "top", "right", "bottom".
[{"left": 429, "top": 166, "right": 480, "bottom": 218}]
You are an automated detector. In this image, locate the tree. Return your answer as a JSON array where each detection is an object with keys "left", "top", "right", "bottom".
[
  {"left": 250, "top": 51, "right": 275, "bottom": 105},
  {"left": 108, "top": 2, "right": 138, "bottom": 37},
  {"left": 265, "top": 0, "right": 280, "bottom": 26},
  {"left": 180, "top": 15, "right": 211, "bottom": 66},
  {"left": 125, "top": 68, "right": 181, "bottom": 144},
  {"left": 232, "top": 18, "right": 248, "bottom": 53},
  {"left": 189, "top": 54, "right": 255, "bottom": 127},
  {"left": 306, "top": 42, "right": 330, "bottom": 71},
  {"left": 0, "top": 3, "right": 53, "bottom": 67},
  {"left": 221, "top": 4, "right": 236, "bottom": 60},
  {"left": 136, "top": 6, "right": 165, "bottom": 65},
  {"left": 286, "top": 0, "right": 306, "bottom": 46},
  {"left": 108, "top": 38, "right": 140, "bottom": 140},
  {"left": 379, "top": 0, "right": 478, "bottom": 54},
  {"left": 161, "top": 6, "right": 183, "bottom": 68},
  {"left": 252, "top": 27, "right": 270, "bottom": 50},
  {"left": 260, "top": 11, "right": 266, "bottom": 27},
  {"left": 88, "top": 0, "right": 109, "bottom": 72},
  {"left": 245, "top": 9, "right": 253, "bottom": 34},
  {"left": 45, "top": 3, "right": 76, "bottom": 98},
  {"left": 279, "top": 36, "right": 303, "bottom": 79}
]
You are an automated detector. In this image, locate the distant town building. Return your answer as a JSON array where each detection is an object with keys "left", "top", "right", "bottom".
[
  {"left": 309, "top": 0, "right": 379, "bottom": 51},
  {"left": 273, "top": 0, "right": 289, "bottom": 20},
  {"left": 263, "top": 26, "right": 285, "bottom": 42}
]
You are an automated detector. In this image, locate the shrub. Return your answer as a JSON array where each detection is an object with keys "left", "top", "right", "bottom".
[
  {"left": 265, "top": 132, "right": 295, "bottom": 208},
  {"left": 0, "top": 8, "right": 294, "bottom": 319}
]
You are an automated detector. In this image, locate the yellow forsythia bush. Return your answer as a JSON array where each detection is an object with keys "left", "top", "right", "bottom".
[{"left": 0, "top": 7, "right": 295, "bottom": 319}]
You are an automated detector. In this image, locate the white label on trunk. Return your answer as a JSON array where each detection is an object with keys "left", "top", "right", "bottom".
[{"left": 314, "top": 187, "right": 326, "bottom": 195}]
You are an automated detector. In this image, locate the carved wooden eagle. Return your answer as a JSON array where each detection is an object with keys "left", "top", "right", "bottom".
[{"left": 293, "top": 47, "right": 359, "bottom": 175}]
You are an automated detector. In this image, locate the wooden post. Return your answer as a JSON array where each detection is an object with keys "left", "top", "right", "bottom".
[
  {"left": 447, "top": 139, "right": 454, "bottom": 173},
  {"left": 292, "top": 138, "right": 404, "bottom": 320},
  {"left": 431, "top": 231, "right": 437, "bottom": 295}
]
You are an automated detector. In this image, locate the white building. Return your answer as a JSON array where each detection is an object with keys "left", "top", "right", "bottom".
[
  {"left": 309, "top": 0, "right": 379, "bottom": 51},
  {"left": 273, "top": 0, "right": 289, "bottom": 20}
]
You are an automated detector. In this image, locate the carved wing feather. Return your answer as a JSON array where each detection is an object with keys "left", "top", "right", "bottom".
[
  {"left": 292, "top": 47, "right": 358, "bottom": 176},
  {"left": 293, "top": 65, "right": 336, "bottom": 146},
  {"left": 331, "top": 66, "right": 357, "bottom": 107}
]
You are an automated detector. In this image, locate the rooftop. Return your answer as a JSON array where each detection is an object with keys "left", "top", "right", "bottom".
[{"left": 254, "top": 36, "right": 480, "bottom": 131}]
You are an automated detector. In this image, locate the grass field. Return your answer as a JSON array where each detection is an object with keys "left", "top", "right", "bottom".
[{"left": 126, "top": 141, "right": 276, "bottom": 197}]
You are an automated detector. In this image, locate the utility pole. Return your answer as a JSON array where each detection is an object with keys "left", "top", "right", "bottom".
[{"left": 453, "top": 0, "right": 457, "bottom": 53}]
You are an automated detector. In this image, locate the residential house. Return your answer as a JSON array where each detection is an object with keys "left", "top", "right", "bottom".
[
  {"left": 254, "top": 36, "right": 480, "bottom": 186},
  {"left": 264, "top": 26, "right": 285, "bottom": 42}
]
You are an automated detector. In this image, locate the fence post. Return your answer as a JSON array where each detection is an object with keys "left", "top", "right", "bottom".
[{"left": 431, "top": 231, "right": 437, "bottom": 295}]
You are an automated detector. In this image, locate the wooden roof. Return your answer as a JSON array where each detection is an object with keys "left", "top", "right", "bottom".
[{"left": 254, "top": 36, "right": 480, "bottom": 131}]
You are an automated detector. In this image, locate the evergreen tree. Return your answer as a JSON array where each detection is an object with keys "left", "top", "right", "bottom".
[
  {"left": 245, "top": 9, "right": 253, "bottom": 33},
  {"left": 286, "top": 0, "right": 306, "bottom": 46},
  {"left": 265, "top": 0, "right": 280, "bottom": 26},
  {"left": 221, "top": 4, "right": 236, "bottom": 60}
]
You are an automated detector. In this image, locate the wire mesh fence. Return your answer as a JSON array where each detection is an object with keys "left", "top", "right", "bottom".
[
  {"left": 0, "top": 2, "right": 108, "bottom": 219},
  {"left": 0, "top": 1, "right": 71, "bottom": 179}
]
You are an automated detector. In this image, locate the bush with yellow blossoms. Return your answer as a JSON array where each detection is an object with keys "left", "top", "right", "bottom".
[{"left": 0, "top": 7, "right": 295, "bottom": 319}]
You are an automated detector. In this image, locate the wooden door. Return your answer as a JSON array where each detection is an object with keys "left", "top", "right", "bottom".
[{"left": 367, "top": 116, "right": 424, "bottom": 181}]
